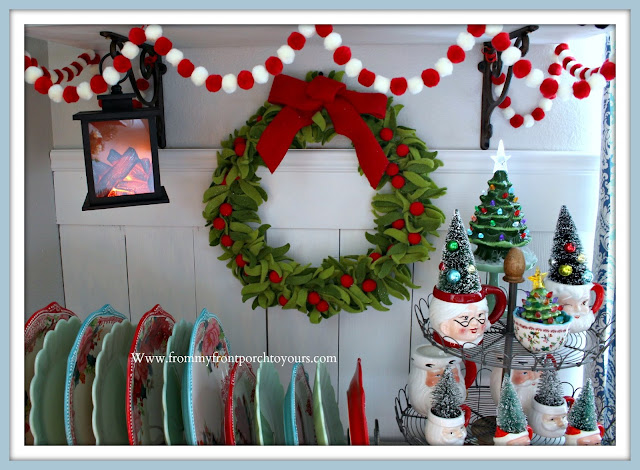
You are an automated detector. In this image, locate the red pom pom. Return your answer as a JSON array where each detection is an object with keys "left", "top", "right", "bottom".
[
  {"left": 570, "top": 63, "right": 583, "bottom": 75},
  {"left": 600, "top": 60, "right": 616, "bottom": 81},
  {"left": 24, "top": 55, "right": 31, "bottom": 70},
  {"left": 447, "top": 45, "right": 465, "bottom": 64},
  {"left": 234, "top": 142, "right": 246, "bottom": 157},
  {"left": 498, "top": 96, "right": 511, "bottom": 109},
  {"left": 269, "top": 271, "right": 282, "bottom": 283},
  {"left": 386, "top": 163, "right": 399, "bottom": 176},
  {"left": 580, "top": 68, "right": 590, "bottom": 80},
  {"left": 491, "top": 32, "right": 511, "bottom": 52},
  {"left": 219, "top": 203, "right": 233, "bottom": 217},
  {"left": 510, "top": 114, "right": 524, "bottom": 128},
  {"left": 133, "top": 99, "right": 143, "bottom": 109},
  {"left": 315, "top": 25, "right": 333, "bottom": 37},
  {"left": 212, "top": 217, "right": 226, "bottom": 230},
  {"left": 390, "top": 77, "right": 408, "bottom": 96},
  {"left": 491, "top": 73, "right": 506, "bottom": 85},
  {"left": 30, "top": 57, "right": 38, "bottom": 67},
  {"left": 408, "top": 233, "right": 421, "bottom": 245},
  {"left": 513, "top": 59, "right": 532, "bottom": 79},
  {"left": 113, "top": 55, "right": 131, "bottom": 73},
  {"left": 129, "top": 27, "right": 146, "bottom": 46},
  {"left": 362, "top": 279, "right": 377, "bottom": 293},
  {"left": 136, "top": 78, "right": 150, "bottom": 91},
  {"left": 34, "top": 76, "right": 53, "bottom": 94},
  {"left": 391, "top": 176, "right": 405, "bottom": 189},
  {"left": 531, "top": 107, "right": 545, "bottom": 121},
  {"left": 154, "top": 37, "right": 173, "bottom": 56},
  {"left": 317, "top": 300, "right": 329, "bottom": 313},
  {"left": 278, "top": 295, "right": 288, "bottom": 306},
  {"left": 380, "top": 128, "right": 393, "bottom": 141},
  {"left": 562, "top": 56, "right": 576, "bottom": 69},
  {"left": 287, "top": 32, "right": 306, "bottom": 50},
  {"left": 333, "top": 46, "right": 351, "bottom": 65},
  {"left": 62, "top": 86, "right": 79, "bottom": 103},
  {"left": 540, "top": 78, "right": 559, "bottom": 99},
  {"left": 467, "top": 25, "right": 486, "bottom": 37},
  {"left": 307, "top": 291, "right": 321, "bottom": 305},
  {"left": 396, "top": 144, "right": 410, "bottom": 157},
  {"left": 358, "top": 68, "right": 376, "bottom": 87},
  {"left": 340, "top": 274, "right": 354, "bottom": 288},
  {"left": 265, "top": 56, "right": 283, "bottom": 75},
  {"left": 369, "top": 252, "right": 382, "bottom": 262},
  {"left": 548, "top": 63, "right": 562, "bottom": 76},
  {"left": 410, "top": 202, "right": 424, "bottom": 216},
  {"left": 237, "top": 70, "right": 254, "bottom": 90},
  {"left": 206, "top": 75, "right": 222, "bottom": 92},
  {"left": 221, "top": 235, "right": 233, "bottom": 247},
  {"left": 392, "top": 219, "right": 405, "bottom": 230},
  {"left": 554, "top": 43, "right": 569, "bottom": 56},
  {"left": 177, "top": 59, "right": 195, "bottom": 78},
  {"left": 572, "top": 80, "right": 591, "bottom": 99},
  {"left": 421, "top": 68, "right": 440, "bottom": 87}
]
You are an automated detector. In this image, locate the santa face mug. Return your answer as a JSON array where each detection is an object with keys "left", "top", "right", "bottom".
[
  {"left": 490, "top": 367, "right": 543, "bottom": 419},
  {"left": 408, "top": 345, "right": 477, "bottom": 417},
  {"left": 564, "top": 424, "right": 605, "bottom": 446},
  {"left": 424, "top": 405, "right": 471, "bottom": 446},
  {"left": 529, "top": 396, "right": 574, "bottom": 438},
  {"left": 545, "top": 279, "right": 605, "bottom": 333}
]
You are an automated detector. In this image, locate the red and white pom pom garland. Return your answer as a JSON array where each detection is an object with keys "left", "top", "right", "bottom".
[{"left": 552, "top": 42, "right": 616, "bottom": 100}]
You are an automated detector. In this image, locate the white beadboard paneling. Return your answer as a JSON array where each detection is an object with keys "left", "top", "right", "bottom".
[
  {"left": 265, "top": 228, "right": 340, "bottom": 391},
  {"left": 59, "top": 225, "right": 129, "bottom": 320},
  {"left": 193, "top": 227, "right": 267, "bottom": 357},
  {"left": 338, "top": 229, "right": 412, "bottom": 441},
  {"left": 124, "top": 226, "right": 196, "bottom": 323}
]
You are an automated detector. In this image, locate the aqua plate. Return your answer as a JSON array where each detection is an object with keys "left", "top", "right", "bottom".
[
  {"left": 284, "top": 363, "right": 317, "bottom": 445},
  {"left": 255, "top": 361, "right": 285, "bottom": 445},
  {"left": 313, "top": 361, "right": 346, "bottom": 445}
]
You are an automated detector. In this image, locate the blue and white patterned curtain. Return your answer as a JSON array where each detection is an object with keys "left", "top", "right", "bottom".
[{"left": 591, "top": 32, "right": 616, "bottom": 445}]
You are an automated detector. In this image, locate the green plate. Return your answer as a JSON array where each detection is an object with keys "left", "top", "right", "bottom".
[
  {"left": 254, "top": 362, "right": 285, "bottom": 445},
  {"left": 313, "top": 362, "right": 346, "bottom": 445}
]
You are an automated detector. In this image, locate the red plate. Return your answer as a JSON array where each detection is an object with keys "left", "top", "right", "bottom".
[{"left": 346, "top": 358, "right": 369, "bottom": 445}]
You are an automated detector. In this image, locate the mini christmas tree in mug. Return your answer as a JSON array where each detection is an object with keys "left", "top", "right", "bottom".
[
  {"left": 494, "top": 375, "right": 532, "bottom": 445},
  {"left": 424, "top": 366, "right": 470, "bottom": 446},
  {"left": 565, "top": 378, "right": 604, "bottom": 445},
  {"left": 530, "top": 367, "right": 571, "bottom": 438}
]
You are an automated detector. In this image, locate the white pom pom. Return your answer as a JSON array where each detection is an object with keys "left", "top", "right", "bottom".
[
  {"left": 525, "top": 69, "right": 544, "bottom": 88},
  {"left": 144, "top": 25, "right": 163, "bottom": 42},
  {"left": 252, "top": 65, "right": 269, "bottom": 84},
  {"left": 373, "top": 75, "right": 390, "bottom": 94},
  {"left": 48, "top": 84, "right": 63, "bottom": 102},
  {"left": 435, "top": 58, "right": 453, "bottom": 77},
  {"left": 456, "top": 32, "right": 476, "bottom": 51},
  {"left": 501, "top": 46, "right": 522, "bottom": 67},
  {"left": 324, "top": 32, "right": 342, "bottom": 51},
  {"left": 77, "top": 82, "right": 94, "bottom": 100},
  {"left": 557, "top": 82, "right": 572, "bottom": 101},
  {"left": 538, "top": 98, "right": 553, "bottom": 112},
  {"left": 485, "top": 25, "right": 503, "bottom": 36},
  {"left": 222, "top": 73, "right": 237, "bottom": 94},
  {"left": 166, "top": 49, "right": 184, "bottom": 67},
  {"left": 121, "top": 42, "right": 140, "bottom": 60},
  {"left": 191, "top": 66, "right": 208, "bottom": 86},
  {"left": 523, "top": 114, "right": 535, "bottom": 128},
  {"left": 588, "top": 73, "right": 607, "bottom": 90},
  {"left": 345, "top": 58, "right": 363, "bottom": 77},
  {"left": 502, "top": 107, "right": 515, "bottom": 119},
  {"left": 558, "top": 49, "right": 572, "bottom": 61},
  {"left": 102, "top": 66, "right": 121, "bottom": 86},
  {"left": 25, "top": 66, "right": 43, "bottom": 84},
  {"left": 407, "top": 76, "right": 424, "bottom": 95},
  {"left": 494, "top": 84, "right": 504, "bottom": 97},
  {"left": 298, "top": 25, "right": 315, "bottom": 38},
  {"left": 277, "top": 45, "right": 295, "bottom": 65}
]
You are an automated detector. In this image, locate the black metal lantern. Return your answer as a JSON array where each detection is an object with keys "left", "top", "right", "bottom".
[{"left": 73, "top": 31, "right": 169, "bottom": 210}]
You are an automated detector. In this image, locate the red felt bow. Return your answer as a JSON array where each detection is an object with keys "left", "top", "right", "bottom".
[{"left": 256, "top": 74, "right": 389, "bottom": 188}]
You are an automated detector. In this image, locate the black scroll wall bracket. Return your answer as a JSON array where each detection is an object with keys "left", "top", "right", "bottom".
[{"left": 478, "top": 25, "right": 539, "bottom": 150}]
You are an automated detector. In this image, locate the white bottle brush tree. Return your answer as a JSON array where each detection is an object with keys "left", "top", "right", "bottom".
[
  {"left": 430, "top": 365, "right": 464, "bottom": 419},
  {"left": 534, "top": 367, "right": 565, "bottom": 407}
]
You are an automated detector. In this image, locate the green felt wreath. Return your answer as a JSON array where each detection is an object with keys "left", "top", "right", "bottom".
[{"left": 203, "top": 71, "right": 446, "bottom": 323}]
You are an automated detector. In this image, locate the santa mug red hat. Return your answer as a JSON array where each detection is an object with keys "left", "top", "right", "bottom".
[
  {"left": 564, "top": 424, "right": 604, "bottom": 446},
  {"left": 494, "top": 425, "right": 533, "bottom": 446}
]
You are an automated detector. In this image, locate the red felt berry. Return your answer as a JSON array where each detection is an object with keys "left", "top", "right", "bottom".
[
  {"left": 467, "top": 25, "right": 486, "bottom": 37},
  {"left": 34, "top": 76, "right": 53, "bottom": 94},
  {"left": 113, "top": 55, "right": 132, "bottom": 73},
  {"left": 396, "top": 144, "right": 410, "bottom": 157},
  {"left": 392, "top": 219, "right": 405, "bottom": 230},
  {"left": 62, "top": 86, "right": 79, "bottom": 103},
  {"left": 256, "top": 116, "right": 263, "bottom": 122},
  {"left": 221, "top": 235, "right": 233, "bottom": 247},
  {"left": 340, "top": 274, "right": 354, "bottom": 288},
  {"left": 206, "top": 74, "right": 222, "bottom": 92},
  {"left": 358, "top": 68, "right": 376, "bottom": 87},
  {"left": 540, "top": 78, "right": 559, "bottom": 99},
  {"left": 317, "top": 300, "right": 329, "bottom": 313},
  {"left": 219, "top": 203, "right": 233, "bottom": 217},
  {"left": 237, "top": 70, "right": 254, "bottom": 90},
  {"left": 362, "top": 279, "right": 377, "bottom": 293},
  {"left": 129, "top": 27, "right": 146, "bottom": 46},
  {"left": 573, "top": 80, "right": 591, "bottom": 99},
  {"left": 491, "top": 73, "right": 506, "bottom": 85},
  {"left": 136, "top": 78, "right": 150, "bottom": 91},
  {"left": 387, "top": 245, "right": 394, "bottom": 253},
  {"left": 278, "top": 295, "right": 288, "bottom": 306},
  {"left": 532, "top": 108, "right": 545, "bottom": 121},
  {"left": 386, "top": 163, "right": 399, "bottom": 176},
  {"left": 447, "top": 45, "right": 465, "bottom": 64},
  {"left": 213, "top": 217, "right": 226, "bottom": 230},
  {"left": 554, "top": 43, "right": 569, "bottom": 55},
  {"left": 380, "top": 128, "right": 393, "bottom": 141},
  {"left": 235, "top": 254, "right": 247, "bottom": 268},
  {"left": 315, "top": 25, "right": 333, "bottom": 37},
  {"left": 265, "top": 56, "right": 283, "bottom": 75},
  {"left": 498, "top": 96, "right": 511, "bottom": 109},
  {"left": 491, "top": 32, "right": 511, "bottom": 52},
  {"left": 333, "top": 46, "right": 351, "bottom": 65},
  {"left": 600, "top": 60, "right": 616, "bottom": 81},
  {"left": 269, "top": 271, "right": 282, "bottom": 283},
  {"left": 562, "top": 56, "right": 576, "bottom": 69},
  {"left": 234, "top": 137, "right": 245, "bottom": 146},
  {"left": 287, "top": 32, "right": 306, "bottom": 50},
  {"left": 90, "top": 75, "right": 108, "bottom": 94},
  {"left": 177, "top": 59, "right": 195, "bottom": 78},
  {"left": 513, "top": 59, "right": 532, "bottom": 79},
  {"left": 391, "top": 175, "right": 405, "bottom": 189},
  {"left": 234, "top": 142, "right": 246, "bottom": 156},
  {"left": 408, "top": 233, "right": 421, "bottom": 245},
  {"left": 548, "top": 63, "right": 563, "bottom": 76},
  {"left": 409, "top": 202, "right": 424, "bottom": 216},
  {"left": 308, "top": 291, "right": 321, "bottom": 305},
  {"left": 421, "top": 68, "right": 440, "bottom": 87},
  {"left": 154, "top": 37, "right": 173, "bottom": 56},
  {"left": 390, "top": 77, "right": 408, "bottom": 96},
  {"left": 369, "top": 252, "right": 382, "bottom": 262},
  {"left": 510, "top": 114, "right": 524, "bottom": 128}
]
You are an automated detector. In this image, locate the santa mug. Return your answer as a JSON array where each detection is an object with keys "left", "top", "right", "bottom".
[
  {"left": 545, "top": 280, "right": 605, "bottom": 333},
  {"left": 490, "top": 368, "right": 543, "bottom": 420},
  {"left": 408, "top": 344, "right": 477, "bottom": 417},
  {"left": 529, "top": 395, "right": 574, "bottom": 438},
  {"left": 564, "top": 423, "right": 605, "bottom": 445},
  {"left": 424, "top": 405, "right": 471, "bottom": 446},
  {"left": 429, "top": 285, "right": 507, "bottom": 348},
  {"left": 494, "top": 424, "right": 533, "bottom": 446}
]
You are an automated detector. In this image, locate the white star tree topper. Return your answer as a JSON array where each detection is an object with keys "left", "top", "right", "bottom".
[{"left": 491, "top": 139, "right": 511, "bottom": 173}]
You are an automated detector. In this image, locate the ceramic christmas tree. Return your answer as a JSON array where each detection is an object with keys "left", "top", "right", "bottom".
[
  {"left": 565, "top": 378, "right": 604, "bottom": 445},
  {"left": 424, "top": 366, "right": 470, "bottom": 446},
  {"left": 468, "top": 140, "right": 531, "bottom": 263},
  {"left": 494, "top": 376, "right": 532, "bottom": 445},
  {"left": 517, "top": 269, "right": 564, "bottom": 325},
  {"left": 530, "top": 367, "right": 570, "bottom": 438}
]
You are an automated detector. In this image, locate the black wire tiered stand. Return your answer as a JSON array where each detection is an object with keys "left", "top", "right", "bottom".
[{"left": 394, "top": 248, "right": 616, "bottom": 446}]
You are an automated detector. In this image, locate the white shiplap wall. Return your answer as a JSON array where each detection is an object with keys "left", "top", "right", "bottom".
[{"left": 51, "top": 148, "right": 599, "bottom": 441}]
